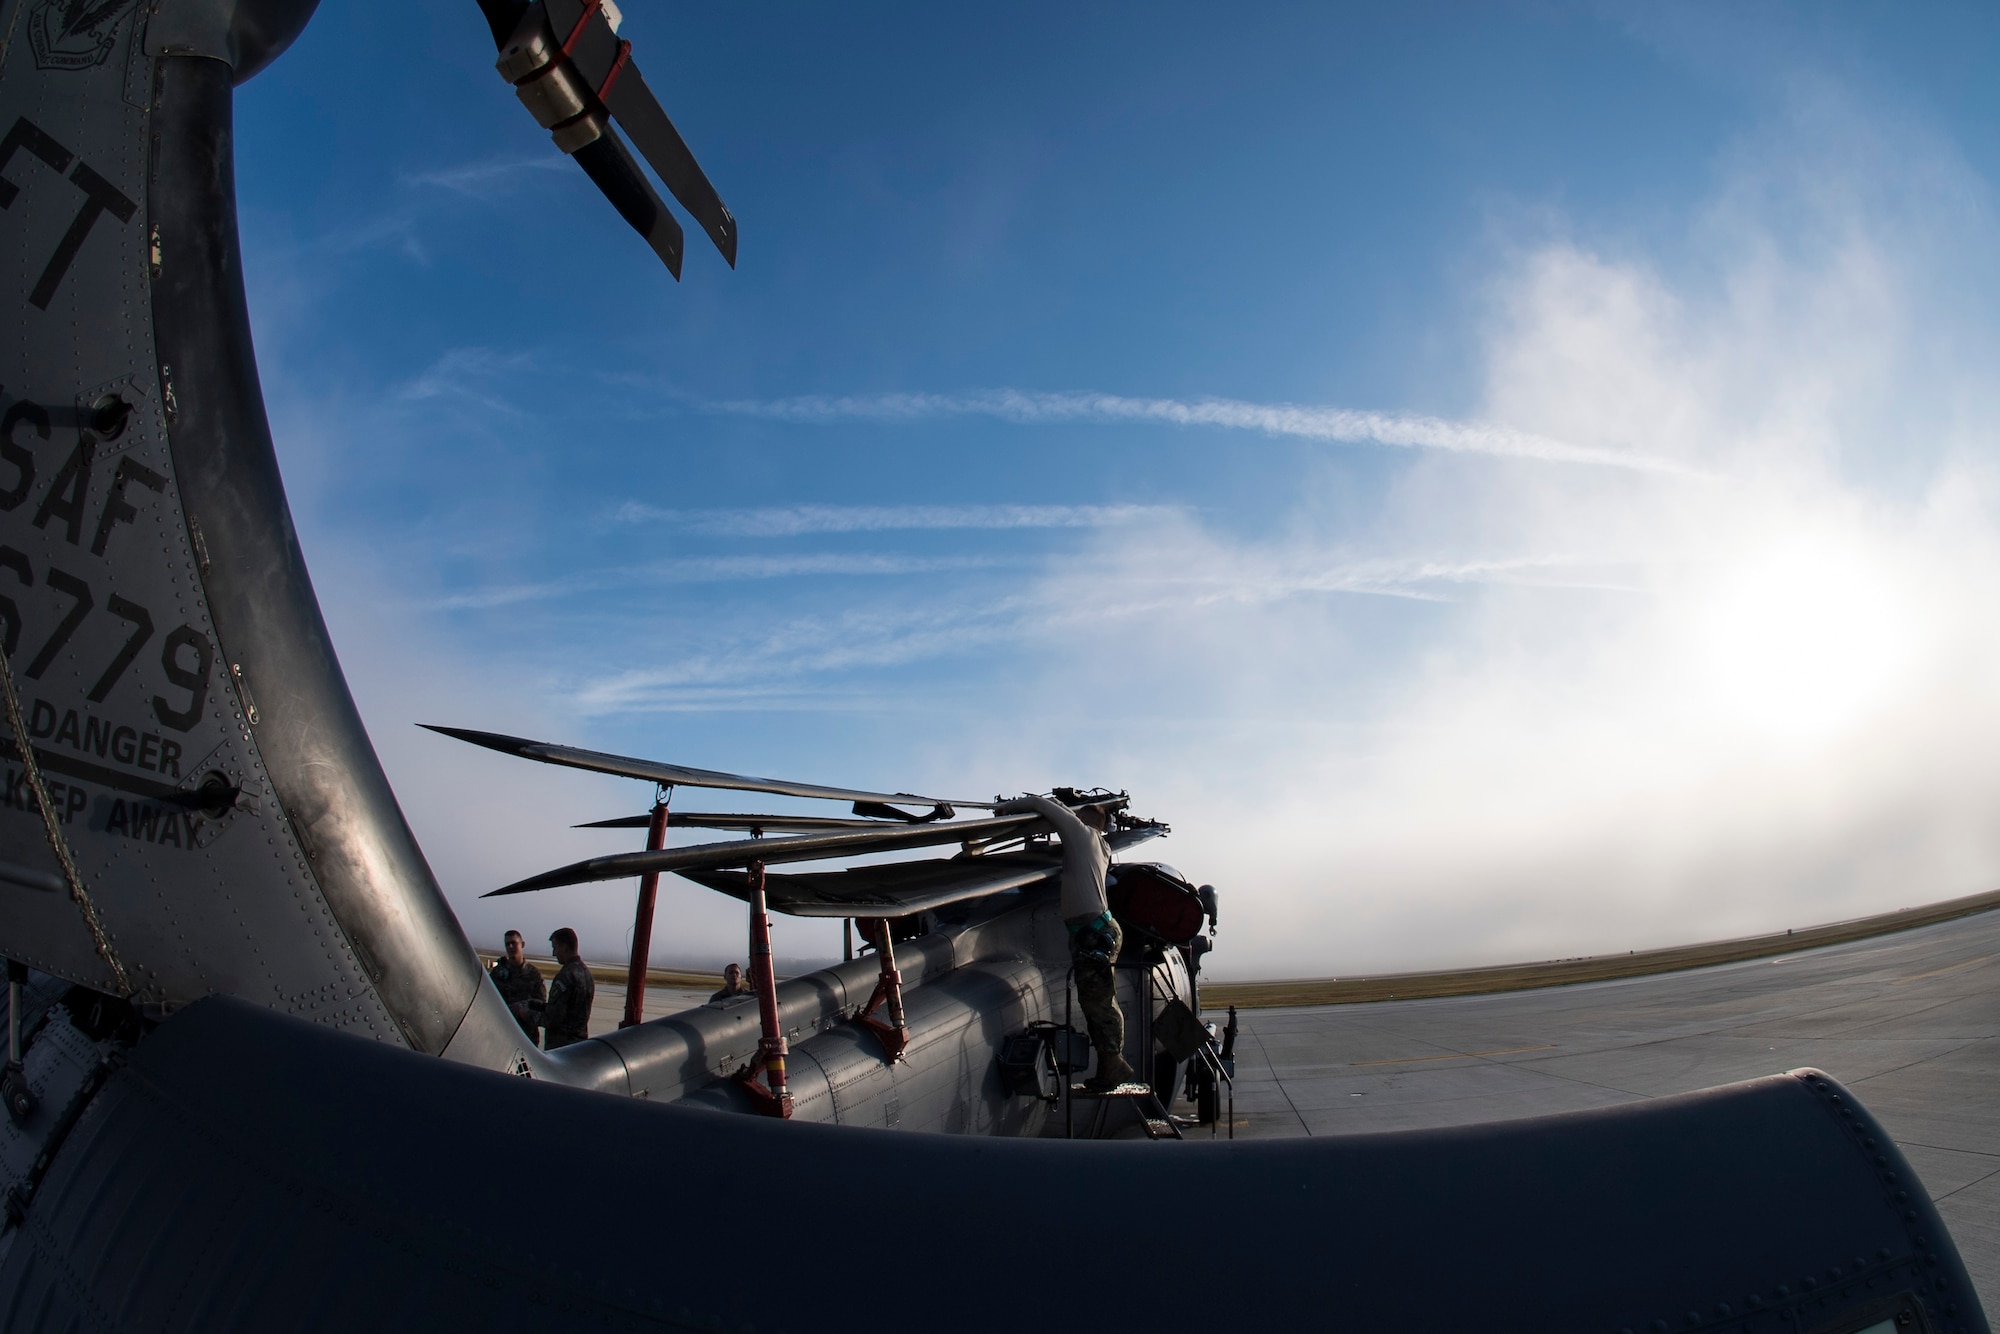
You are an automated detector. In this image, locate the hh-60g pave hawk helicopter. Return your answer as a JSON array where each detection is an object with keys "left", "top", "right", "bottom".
[{"left": 0, "top": 1, "right": 1984, "bottom": 1331}]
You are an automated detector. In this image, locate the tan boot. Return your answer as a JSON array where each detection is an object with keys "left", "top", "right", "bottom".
[{"left": 1086, "top": 1053, "right": 1137, "bottom": 1091}]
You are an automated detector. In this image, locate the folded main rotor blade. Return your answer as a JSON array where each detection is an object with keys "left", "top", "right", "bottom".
[
  {"left": 680, "top": 853, "right": 1067, "bottom": 918},
  {"left": 483, "top": 812, "right": 1044, "bottom": 897},
  {"left": 574, "top": 812, "right": 912, "bottom": 832},
  {"left": 543, "top": 0, "right": 737, "bottom": 266},
  {"left": 850, "top": 800, "right": 958, "bottom": 823},
  {"left": 1108, "top": 824, "right": 1167, "bottom": 852},
  {"left": 425, "top": 725, "right": 996, "bottom": 810}
]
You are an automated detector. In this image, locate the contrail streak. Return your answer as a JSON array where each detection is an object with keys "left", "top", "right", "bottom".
[
  {"left": 609, "top": 502, "right": 1179, "bottom": 534},
  {"left": 703, "top": 389, "right": 1705, "bottom": 476}
]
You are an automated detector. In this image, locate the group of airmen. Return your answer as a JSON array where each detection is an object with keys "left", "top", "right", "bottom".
[
  {"left": 488, "top": 928, "right": 598, "bottom": 1050},
  {"left": 487, "top": 929, "right": 759, "bottom": 1050}
]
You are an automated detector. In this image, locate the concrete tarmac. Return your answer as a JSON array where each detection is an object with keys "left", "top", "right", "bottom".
[
  {"left": 587, "top": 981, "right": 716, "bottom": 1036},
  {"left": 1204, "top": 907, "right": 2000, "bottom": 1314}
]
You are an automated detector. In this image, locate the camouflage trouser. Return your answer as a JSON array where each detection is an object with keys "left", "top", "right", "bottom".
[{"left": 1067, "top": 914, "right": 1125, "bottom": 1072}]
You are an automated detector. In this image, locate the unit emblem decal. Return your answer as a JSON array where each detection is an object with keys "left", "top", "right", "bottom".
[{"left": 29, "top": 0, "right": 140, "bottom": 73}]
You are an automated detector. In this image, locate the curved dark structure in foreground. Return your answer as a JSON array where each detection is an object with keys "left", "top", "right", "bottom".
[
  {"left": 0, "top": 996, "right": 1982, "bottom": 1333},
  {"left": 0, "top": 1, "right": 1989, "bottom": 1330}
]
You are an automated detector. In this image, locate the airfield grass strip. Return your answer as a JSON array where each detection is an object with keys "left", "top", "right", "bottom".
[
  {"left": 1200, "top": 885, "right": 2000, "bottom": 1010},
  {"left": 478, "top": 884, "right": 2000, "bottom": 1012}
]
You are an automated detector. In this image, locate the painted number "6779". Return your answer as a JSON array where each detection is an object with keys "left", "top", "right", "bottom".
[{"left": 0, "top": 544, "right": 213, "bottom": 732}]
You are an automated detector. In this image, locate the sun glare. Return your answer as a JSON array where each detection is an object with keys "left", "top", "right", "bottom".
[{"left": 1690, "top": 536, "right": 1913, "bottom": 742}]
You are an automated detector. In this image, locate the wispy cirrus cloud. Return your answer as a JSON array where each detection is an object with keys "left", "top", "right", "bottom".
[
  {"left": 394, "top": 347, "right": 533, "bottom": 415},
  {"left": 1074, "top": 552, "right": 1640, "bottom": 618},
  {"left": 699, "top": 388, "right": 1708, "bottom": 476},
  {"left": 280, "top": 158, "right": 573, "bottom": 269},
  {"left": 571, "top": 600, "right": 1034, "bottom": 711},
  {"left": 430, "top": 552, "right": 1007, "bottom": 610},
  {"left": 312, "top": 211, "right": 428, "bottom": 263},
  {"left": 559, "top": 548, "right": 1630, "bottom": 711},
  {"left": 400, "top": 154, "right": 571, "bottom": 200},
  {"left": 607, "top": 501, "right": 1183, "bottom": 534}
]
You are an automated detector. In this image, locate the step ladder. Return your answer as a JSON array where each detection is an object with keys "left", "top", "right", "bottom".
[{"left": 1066, "top": 1081, "right": 1183, "bottom": 1140}]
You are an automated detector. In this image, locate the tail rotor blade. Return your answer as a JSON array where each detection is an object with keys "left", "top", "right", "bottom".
[
  {"left": 599, "top": 67, "right": 735, "bottom": 266},
  {"left": 570, "top": 130, "right": 684, "bottom": 278},
  {"left": 541, "top": 0, "right": 737, "bottom": 266},
  {"left": 475, "top": 0, "right": 529, "bottom": 47},
  {"left": 479, "top": 0, "right": 730, "bottom": 276}
]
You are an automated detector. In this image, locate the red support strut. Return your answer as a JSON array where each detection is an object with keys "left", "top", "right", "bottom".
[
  {"left": 854, "top": 915, "right": 909, "bottom": 1063},
  {"left": 736, "top": 860, "right": 793, "bottom": 1118},
  {"left": 619, "top": 792, "right": 670, "bottom": 1029}
]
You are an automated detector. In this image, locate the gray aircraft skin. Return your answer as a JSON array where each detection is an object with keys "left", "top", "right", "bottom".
[{"left": 0, "top": 1, "right": 1988, "bottom": 1330}]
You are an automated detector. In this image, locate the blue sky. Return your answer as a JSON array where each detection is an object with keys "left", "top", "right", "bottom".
[{"left": 234, "top": 2, "right": 2000, "bottom": 975}]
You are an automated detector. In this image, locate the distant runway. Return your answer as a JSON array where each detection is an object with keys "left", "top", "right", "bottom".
[{"left": 1203, "top": 907, "right": 2000, "bottom": 1314}]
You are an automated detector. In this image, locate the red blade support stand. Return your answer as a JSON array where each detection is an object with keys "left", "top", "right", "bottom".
[
  {"left": 855, "top": 915, "right": 909, "bottom": 1062},
  {"left": 737, "top": 859, "right": 794, "bottom": 1118},
  {"left": 618, "top": 790, "right": 671, "bottom": 1029}
]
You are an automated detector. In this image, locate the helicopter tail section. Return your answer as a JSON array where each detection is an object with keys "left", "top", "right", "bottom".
[{"left": 0, "top": 2, "right": 528, "bottom": 1068}]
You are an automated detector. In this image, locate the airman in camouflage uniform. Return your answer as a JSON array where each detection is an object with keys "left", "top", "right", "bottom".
[
  {"left": 489, "top": 930, "right": 545, "bottom": 1045},
  {"left": 541, "top": 927, "right": 595, "bottom": 1050},
  {"left": 997, "top": 793, "right": 1134, "bottom": 1089},
  {"left": 1068, "top": 911, "right": 1125, "bottom": 1083},
  {"left": 708, "top": 962, "right": 751, "bottom": 1003}
]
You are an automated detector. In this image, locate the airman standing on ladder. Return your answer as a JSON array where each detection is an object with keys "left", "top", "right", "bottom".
[{"left": 999, "top": 793, "right": 1135, "bottom": 1090}]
